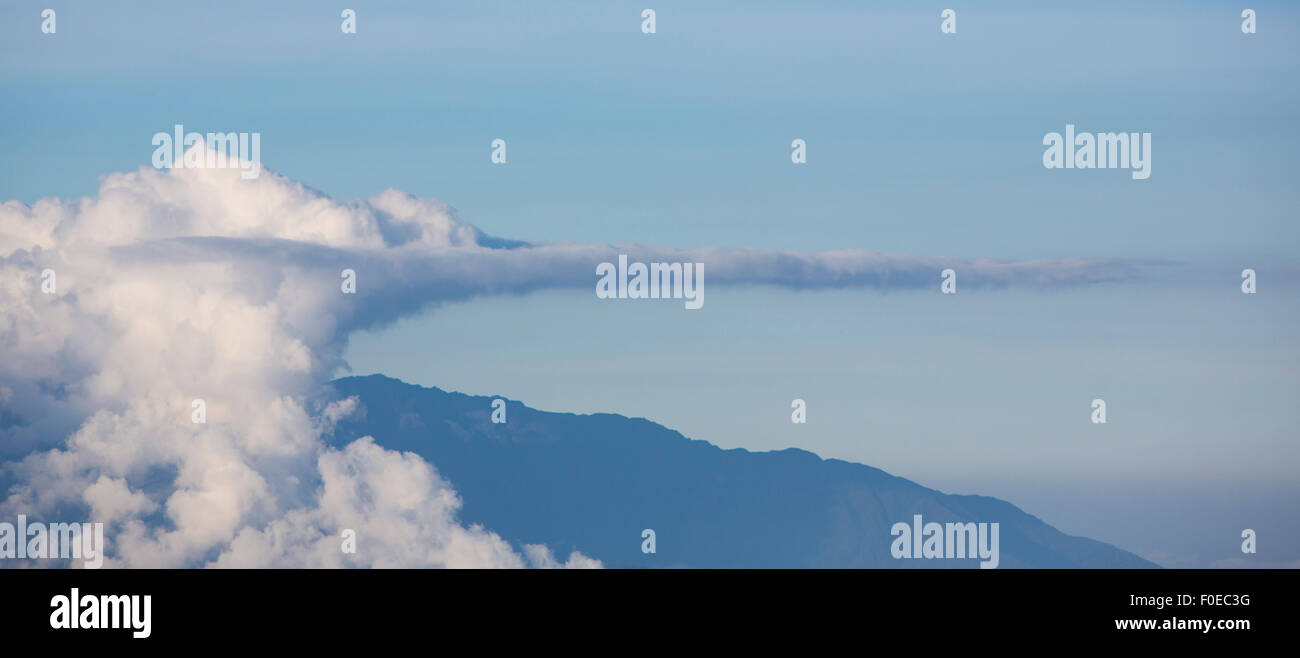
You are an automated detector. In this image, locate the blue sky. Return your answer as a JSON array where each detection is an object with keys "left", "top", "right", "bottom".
[{"left": 2, "top": 0, "right": 1298, "bottom": 567}]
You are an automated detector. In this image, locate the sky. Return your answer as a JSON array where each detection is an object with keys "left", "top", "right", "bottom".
[{"left": 1, "top": 0, "right": 1298, "bottom": 568}]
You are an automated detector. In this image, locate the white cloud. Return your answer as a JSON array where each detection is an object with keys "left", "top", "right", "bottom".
[
  {"left": 211, "top": 437, "right": 533, "bottom": 568},
  {"left": 0, "top": 144, "right": 586, "bottom": 567},
  {"left": 0, "top": 144, "right": 1145, "bottom": 567}
]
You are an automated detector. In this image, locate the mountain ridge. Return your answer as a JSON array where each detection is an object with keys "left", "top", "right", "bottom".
[{"left": 325, "top": 374, "right": 1159, "bottom": 569}]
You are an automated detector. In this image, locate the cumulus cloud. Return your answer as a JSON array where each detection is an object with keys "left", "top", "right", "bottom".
[
  {"left": 0, "top": 144, "right": 592, "bottom": 568},
  {"left": 210, "top": 437, "right": 528, "bottom": 568},
  {"left": 0, "top": 143, "right": 1145, "bottom": 568}
]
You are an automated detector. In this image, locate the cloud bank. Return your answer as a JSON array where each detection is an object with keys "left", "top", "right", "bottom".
[{"left": 0, "top": 144, "right": 1145, "bottom": 568}]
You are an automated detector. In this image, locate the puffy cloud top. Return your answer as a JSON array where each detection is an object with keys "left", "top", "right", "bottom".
[{"left": 0, "top": 148, "right": 584, "bottom": 568}]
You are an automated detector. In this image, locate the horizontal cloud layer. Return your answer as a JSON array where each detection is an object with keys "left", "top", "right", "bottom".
[{"left": 0, "top": 143, "right": 1148, "bottom": 567}]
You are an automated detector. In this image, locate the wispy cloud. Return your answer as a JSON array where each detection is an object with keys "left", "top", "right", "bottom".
[{"left": 0, "top": 145, "right": 1151, "bottom": 567}]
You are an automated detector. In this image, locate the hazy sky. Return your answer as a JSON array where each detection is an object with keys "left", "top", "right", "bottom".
[{"left": 2, "top": 0, "right": 1297, "bottom": 567}]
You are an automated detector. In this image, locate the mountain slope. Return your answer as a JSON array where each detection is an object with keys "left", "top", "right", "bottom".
[{"left": 326, "top": 375, "right": 1158, "bottom": 568}]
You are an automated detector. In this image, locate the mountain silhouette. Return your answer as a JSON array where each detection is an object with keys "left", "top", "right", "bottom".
[{"left": 326, "top": 374, "right": 1158, "bottom": 568}]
